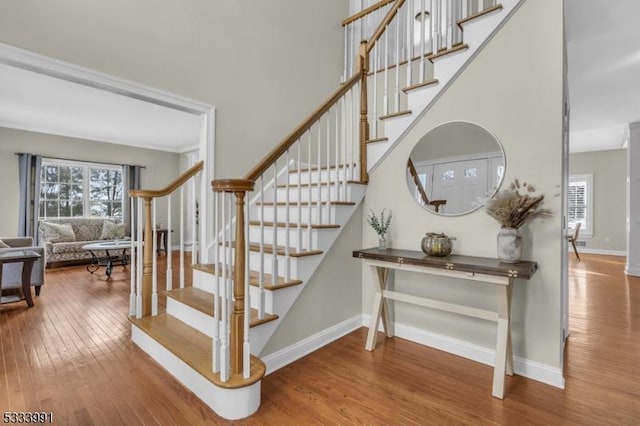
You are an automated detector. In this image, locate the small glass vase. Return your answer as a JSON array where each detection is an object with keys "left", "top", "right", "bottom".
[
  {"left": 378, "top": 234, "right": 387, "bottom": 250},
  {"left": 497, "top": 227, "right": 522, "bottom": 263}
]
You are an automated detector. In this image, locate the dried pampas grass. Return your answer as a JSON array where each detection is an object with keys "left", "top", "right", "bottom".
[{"left": 484, "top": 179, "right": 552, "bottom": 228}]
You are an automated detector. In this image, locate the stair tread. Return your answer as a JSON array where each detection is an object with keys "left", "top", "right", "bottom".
[
  {"left": 129, "top": 313, "right": 265, "bottom": 388},
  {"left": 193, "top": 263, "right": 303, "bottom": 290},
  {"left": 275, "top": 180, "right": 364, "bottom": 188},
  {"left": 365, "top": 137, "right": 389, "bottom": 144},
  {"left": 167, "top": 287, "right": 279, "bottom": 327},
  {"left": 249, "top": 220, "right": 340, "bottom": 229},
  {"left": 379, "top": 110, "right": 412, "bottom": 120},
  {"left": 427, "top": 43, "right": 469, "bottom": 61},
  {"left": 255, "top": 201, "right": 356, "bottom": 206},
  {"left": 289, "top": 164, "right": 357, "bottom": 173},
  {"left": 457, "top": 4, "right": 503, "bottom": 27},
  {"left": 403, "top": 79, "right": 439, "bottom": 93},
  {"left": 219, "top": 241, "right": 323, "bottom": 258}
]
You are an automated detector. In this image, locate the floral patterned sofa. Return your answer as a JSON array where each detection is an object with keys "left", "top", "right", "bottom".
[{"left": 38, "top": 218, "right": 126, "bottom": 268}]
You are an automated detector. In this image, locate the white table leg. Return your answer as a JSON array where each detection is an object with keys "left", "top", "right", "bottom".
[
  {"left": 505, "top": 284, "right": 514, "bottom": 376},
  {"left": 365, "top": 266, "right": 391, "bottom": 351},
  {"left": 493, "top": 282, "right": 512, "bottom": 399}
]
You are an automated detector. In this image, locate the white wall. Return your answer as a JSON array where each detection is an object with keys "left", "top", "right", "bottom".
[
  {"left": 569, "top": 149, "right": 626, "bottom": 252},
  {"left": 0, "top": 0, "right": 347, "bottom": 179},
  {"left": 362, "top": 0, "right": 565, "bottom": 373},
  {"left": 0, "top": 127, "right": 180, "bottom": 237}
]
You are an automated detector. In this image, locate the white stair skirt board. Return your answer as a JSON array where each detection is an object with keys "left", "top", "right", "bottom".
[
  {"left": 367, "top": 0, "right": 525, "bottom": 173},
  {"left": 261, "top": 315, "right": 363, "bottom": 375},
  {"left": 131, "top": 325, "right": 261, "bottom": 420},
  {"left": 361, "top": 314, "right": 565, "bottom": 390}
]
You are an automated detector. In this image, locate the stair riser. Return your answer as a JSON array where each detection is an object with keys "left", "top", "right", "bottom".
[
  {"left": 269, "top": 185, "right": 360, "bottom": 203},
  {"left": 250, "top": 204, "right": 351, "bottom": 225},
  {"left": 283, "top": 168, "right": 355, "bottom": 185},
  {"left": 131, "top": 325, "right": 261, "bottom": 420},
  {"left": 248, "top": 226, "right": 337, "bottom": 252}
]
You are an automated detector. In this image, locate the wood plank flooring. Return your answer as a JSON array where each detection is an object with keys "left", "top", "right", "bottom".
[{"left": 1, "top": 253, "right": 638, "bottom": 424}]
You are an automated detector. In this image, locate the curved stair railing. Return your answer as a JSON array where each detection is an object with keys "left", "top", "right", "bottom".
[{"left": 128, "top": 160, "right": 203, "bottom": 318}]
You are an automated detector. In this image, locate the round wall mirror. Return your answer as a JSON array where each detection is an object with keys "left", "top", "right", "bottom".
[{"left": 406, "top": 121, "right": 505, "bottom": 216}]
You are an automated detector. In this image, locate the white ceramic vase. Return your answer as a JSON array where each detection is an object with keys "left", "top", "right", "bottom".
[{"left": 497, "top": 227, "right": 522, "bottom": 263}]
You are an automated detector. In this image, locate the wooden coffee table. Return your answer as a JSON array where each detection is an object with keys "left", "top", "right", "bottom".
[
  {"left": 0, "top": 250, "right": 41, "bottom": 308},
  {"left": 82, "top": 241, "right": 134, "bottom": 278}
]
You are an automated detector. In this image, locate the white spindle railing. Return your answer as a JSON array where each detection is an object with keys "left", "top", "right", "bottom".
[{"left": 128, "top": 162, "right": 203, "bottom": 321}]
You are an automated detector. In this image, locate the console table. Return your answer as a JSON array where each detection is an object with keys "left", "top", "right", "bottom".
[
  {"left": 0, "top": 250, "right": 41, "bottom": 308},
  {"left": 353, "top": 247, "right": 537, "bottom": 399}
]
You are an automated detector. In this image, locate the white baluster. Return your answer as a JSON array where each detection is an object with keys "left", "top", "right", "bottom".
[
  {"left": 129, "top": 196, "right": 136, "bottom": 316},
  {"left": 316, "top": 119, "right": 323, "bottom": 226},
  {"left": 462, "top": 0, "right": 468, "bottom": 19},
  {"left": 152, "top": 199, "right": 158, "bottom": 316},
  {"left": 180, "top": 187, "right": 185, "bottom": 289},
  {"left": 407, "top": 0, "right": 414, "bottom": 89},
  {"left": 341, "top": 96, "right": 347, "bottom": 202},
  {"left": 394, "top": 8, "right": 401, "bottom": 113},
  {"left": 447, "top": 0, "right": 453, "bottom": 50},
  {"left": 166, "top": 194, "right": 172, "bottom": 291},
  {"left": 477, "top": 0, "right": 482, "bottom": 14},
  {"left": 212, "top": 193, "right": 220, "bottom": 373},
  {"left": 271, "top": 162, "right": 279, "bottom": 286},
  {"left": 373, "top": 43, "right": 379, "bottom": 138},
  {"left": 243, "top": 194, "right": 251, "bottom": 379},
  {"left": 335, "top": 101, "right": 341, "bottom": 200},
  {"left": 297, "top": 143, "right": 303, "bottom": 251},
  {"left": 259, "top": 177, "right": 265, "bottom": 319},
  {"left": 220, "top": 192, "right": 228, "bottom": 382},
  {"left": 136, "top": 197, "right": 143, "bottom": 319},
  {"left": 383, "top": 28, "right": 389, "bottom": 116},
  {"left": 191, "top": 177, "right": 198, "bottom": 264},
  {"left": 307, "top": 130, "right": 313, "bottom": 250},
  {"left": 343, "top": 23, "right": 348, "bottom": 81},
  {"left": 325, "top": 111, "right": 332, "bottom": 225},
  {"left": 285, "top": 149, "right": 291, "bottom": 281},
  {"left": 420, "top": 0, "right": 426, "bottom": 83}
]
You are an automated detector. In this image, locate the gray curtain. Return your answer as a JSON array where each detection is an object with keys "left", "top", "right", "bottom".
[
  {"left": 122, "top": 165, "right": 142, "bottom": 235},
  {"left": 17, "top": 153, "right": 42, "bottom": 242}
]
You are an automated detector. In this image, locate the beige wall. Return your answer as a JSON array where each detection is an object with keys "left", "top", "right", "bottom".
[
  {"left": 569, "top": 149, "right": 626, "bottom": 252},
  {"left": 0, "top": 0, "right": 347, "bottom": 180},
  {"left": 262, "top": 205, "right": 363, "bottom": 355},
  {"left": 363, "top": 0, "right": 565, "bottom": 369},
  {"left": 0, "top": 127, "right": 180, "bottom": 237}
]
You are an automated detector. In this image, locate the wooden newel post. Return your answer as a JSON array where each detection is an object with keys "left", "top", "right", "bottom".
[
  {"left": 358, "top": 40, "right": 370, "bottom": 184},
  {"left": 142, "top": 197, "right": 153, "bottom": 317},
  {"left": 212, "top": 178, "right": 255, "bottom": 376}
]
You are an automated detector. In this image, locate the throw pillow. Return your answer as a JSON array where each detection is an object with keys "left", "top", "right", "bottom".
[
  {"left": 0, "top": 239, "right": 9, "bottom": 248},
  {"left": 39, "top": 222, "right": 76, "bottom": 243},
  {"left": 100, "top": 221, "right": 126, "bottom": 240}
]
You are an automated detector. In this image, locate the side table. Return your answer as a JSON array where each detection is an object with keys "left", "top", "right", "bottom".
[{"left": 0, "top": 250, "right": 41, "bottom": 308}]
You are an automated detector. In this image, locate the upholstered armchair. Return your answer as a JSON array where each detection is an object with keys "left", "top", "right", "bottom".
[{"left": 0, "top": 237, "right": 45, "bottom": 296}]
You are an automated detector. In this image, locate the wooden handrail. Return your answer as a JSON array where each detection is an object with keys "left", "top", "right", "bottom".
[
  {"left": 407, "top": 158, "right": 447, "bottom": 212},
  {"left": 244, "top": 74, "right": 360, "bottom": 182},
  {"left": 130, "top": 160, "right": 204, "bottom": 199},
  {"left": 342, "top": 0, "right": 395, "bottom": 27},
  {"left": 407, "top": 159, "right": 429, "bottom": 205},
  {"left": 365, "top": 0, "right": 406, "bottom": 53}
]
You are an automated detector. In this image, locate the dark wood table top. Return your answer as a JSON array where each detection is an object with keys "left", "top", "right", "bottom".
[{"left": 353, "top": 248, "right": 537, "bottom": 280}]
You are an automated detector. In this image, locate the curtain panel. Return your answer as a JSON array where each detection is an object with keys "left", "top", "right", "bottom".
[{"left": 17, "top": 153, "right": 42, "bottom": 241}]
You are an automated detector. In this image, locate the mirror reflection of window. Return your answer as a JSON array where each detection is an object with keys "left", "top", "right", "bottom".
[{"left": 406, "top": 121, "right": 506, "bottom": 216}]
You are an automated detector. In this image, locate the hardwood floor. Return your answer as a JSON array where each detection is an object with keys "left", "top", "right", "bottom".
[{"left": 1, "top": 253, "right": 637, "bottom": 424}]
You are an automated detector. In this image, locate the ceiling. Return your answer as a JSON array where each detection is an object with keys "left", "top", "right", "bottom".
[
  {"left": 0, "top": 62, "right": 202, "bottom": 153},
  {"left": 0, "top": 2, "right": 637, "bottom": 154},
  {"left": 565, "top": 0, "right": 640, "bottom": 153}
]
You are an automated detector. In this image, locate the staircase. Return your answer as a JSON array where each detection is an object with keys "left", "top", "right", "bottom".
[{"left": 127, "top": 0, "right": 523, "bottom": 420}]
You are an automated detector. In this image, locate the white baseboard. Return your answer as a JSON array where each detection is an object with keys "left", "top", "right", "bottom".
[
  {"left": 574, "top": 248, "right": 626, "bottom": 256},
  {"left": 261, "top": 315, "right": 363, "bottom": 375},
  {"left": 624, "top": 265, "right": 640, "bottom": 277},
  {"left": 362, "top": 314, "right": 565, "bottom": 389}
]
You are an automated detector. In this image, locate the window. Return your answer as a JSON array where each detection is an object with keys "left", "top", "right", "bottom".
[
  {"left": 40, "top": 159, "right": 123, "bottom": 220},
  {"left": 568, "top": 174, "right": 593, "bottom": 237}
]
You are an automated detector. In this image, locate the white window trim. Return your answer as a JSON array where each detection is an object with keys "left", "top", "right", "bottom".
[
  {"left": 40, "top": 158, "right": 124, "bottom": 220},
  {"left": 569, "top": 173, "right": 593, "bottom": 238}
]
